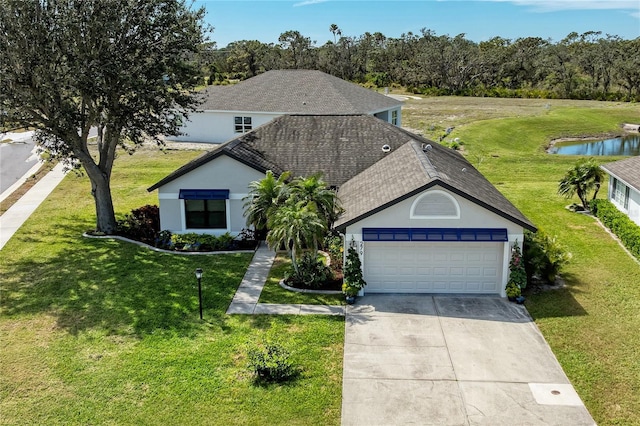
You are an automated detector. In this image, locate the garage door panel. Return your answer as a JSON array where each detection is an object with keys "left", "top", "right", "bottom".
[
  {"left": 466, "top": 267, "right": 481, "bottom": 277},
  {"left": 450, "top": 267, "right": 464, "bottom": 276},
  {"left": 364, "top": 242, "right": 503, "bottom": 294},
  {"left": 483, "top": 267, "right": 498, "bottom": 277}
]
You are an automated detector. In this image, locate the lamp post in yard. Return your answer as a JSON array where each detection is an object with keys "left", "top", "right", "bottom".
[{"left": 195, "top": 268, "right": 203, "bottom": 320}]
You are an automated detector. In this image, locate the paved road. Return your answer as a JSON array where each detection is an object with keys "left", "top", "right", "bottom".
[
  {"left": 0, "top": 131, "right": 38, "bottom": 193},
  {"left": 0, "top": 128, "right": 97, "bottom": 196}
]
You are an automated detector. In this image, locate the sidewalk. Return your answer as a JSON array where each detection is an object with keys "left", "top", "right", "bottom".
[
  {"left": 226, "top": 242, "right": 345, "bottom": 316},
  {"left": 0, "top": 162, "right": 66, "bottom": 250}
]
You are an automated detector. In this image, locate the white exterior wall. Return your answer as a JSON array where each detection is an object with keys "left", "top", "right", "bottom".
[
  {"left": 170, "top": 111, "right": 281, "bottom": 143},
  {"left": 170, "top": 106, "right": 402, "bottom": 144},
  {"left": 608, "top": 177, "right": 640, "bottom": 226},
  {"left": 156, "top": 155, "right": 266, "bottom": 235},
  {"left": 343, "top": 186, "right": 524, "bottom": 297}
]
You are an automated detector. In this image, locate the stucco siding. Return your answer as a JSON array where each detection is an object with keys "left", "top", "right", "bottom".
[
  {"left": 630, "top": 189, "right": 640, "bottom": 226},
  {"left": 156, "top": 155, "right": 266, "bottom": 235},
  {"left": 607, "top": 177, "right": 640, "bottom": 226},
  {"left": 158, "top": 199, "right": 182, "bottom": 232},
  {"left": 170, "top": 111, "right": 280, "bottom": 143},
  {"left": 345, "top": 186, "right": 522, "bottom": 235},
  {"left": 159, "top": 155, "right": 265, "bottom": 194}
]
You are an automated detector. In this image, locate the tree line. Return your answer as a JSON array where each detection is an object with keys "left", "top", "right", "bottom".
[{"left": 199, "top": 27, "right": 640, "bottom": 101}]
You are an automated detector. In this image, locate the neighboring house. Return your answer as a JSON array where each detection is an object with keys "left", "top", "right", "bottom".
[
  {"left": 601, "top": 156, "right": 640, "bottom": 226},
  {"left": 149, "top": 114, "right": 536, "bottom": 297},
  {"left": 169, "top": 70, "right": 403, "bottom": 143}
]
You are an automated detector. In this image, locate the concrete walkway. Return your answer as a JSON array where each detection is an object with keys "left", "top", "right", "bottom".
[
  {"left": 0, "top": 162, "right": 66, "bottom": 250},
  {"left": 226, "top": 242, "right": 345, "bottom": 316},
  {"left": 342, "top": 295, "right": 595, "bottom": 425}
]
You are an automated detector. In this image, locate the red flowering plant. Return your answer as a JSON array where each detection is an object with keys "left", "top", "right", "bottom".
[{"left": 507, "top": 240, "right": 527, "bottom": 291}]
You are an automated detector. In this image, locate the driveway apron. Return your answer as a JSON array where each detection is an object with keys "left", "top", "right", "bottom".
[{"left": 341, "top": 295, "right": 595, "bottom": 425}]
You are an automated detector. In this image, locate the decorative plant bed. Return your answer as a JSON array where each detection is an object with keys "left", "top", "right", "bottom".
[
  {"left": 84, "top": 232, "right": 258, "bottom": 255},
  {"left": 278, "top": 279, "right": 343, "bottom": 295}
]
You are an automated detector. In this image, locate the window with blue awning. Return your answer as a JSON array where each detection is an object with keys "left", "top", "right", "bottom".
[{"left": 179, "top": 189, "right": 230, "bottom": 200}]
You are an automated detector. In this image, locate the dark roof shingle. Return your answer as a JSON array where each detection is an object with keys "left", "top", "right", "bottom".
[
  {"left": 601, "top": 156, "right": 640, "bottom": 191},
  {"left": 149, "top": 114, "right": 535, "bottom": 231},
  {"left": 198, "top": 70, "right": 402, "bottom": 114},
  {"left": 334, "top": 135, "right": 536, "bottom": 231}
]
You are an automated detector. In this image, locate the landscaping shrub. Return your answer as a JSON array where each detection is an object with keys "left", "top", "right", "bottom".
[
  {"left": 116, "top": 204, "right": 160, "bottom": 245},
  {"left": 590, "top": 199, "right": 640, "bottom": 259},
  {"left": 116, "top": 205, "right": 258, "bottom": 252},
  {"left": 285, "top": 252, "right": 332, "bottom": 289},
  {"left": 170, "top": 232, "right": 237, "bottom": 251},
  {"left": 524, "top": 230, "right": 572, "bottom": 283},
  {"left": 343, "top": 244, "right": 366, "bottom": 295},
  {"left": 247, "top": 331, "right": 297, "bottom": 383},
  {"left": 323, "top": 233, "right": 343, "bottom": 272},
  {"left": 507, "top": 240, "right": 527, "bottom": 289}
]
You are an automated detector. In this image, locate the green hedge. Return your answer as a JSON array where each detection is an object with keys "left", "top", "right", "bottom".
[{"left": 590, "top": 199, "right": 640, "bottom": 259}]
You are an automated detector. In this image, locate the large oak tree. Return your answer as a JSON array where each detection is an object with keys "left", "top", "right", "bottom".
[{"left": 0, "top": 0, "right": 208, "bottom": 233}]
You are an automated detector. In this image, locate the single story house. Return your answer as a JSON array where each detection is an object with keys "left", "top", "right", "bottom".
[
  {"left": 169, "top": 70, "right": 403, "bottom": 144},
  {"left": 149, "top": 115, "right": 536, "bottom": 297},
  {"left": 601, "top": 156, "right": 640, "bottom": 226}
]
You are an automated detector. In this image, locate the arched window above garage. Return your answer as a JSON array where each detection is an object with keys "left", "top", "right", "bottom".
[{"left": 410, "top": 190, "right": 460, "bottom": 219}]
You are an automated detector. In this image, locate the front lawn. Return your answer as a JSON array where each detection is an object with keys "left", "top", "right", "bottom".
[{"left": 0, "top": 148, "right": 344, "bottom": 425}]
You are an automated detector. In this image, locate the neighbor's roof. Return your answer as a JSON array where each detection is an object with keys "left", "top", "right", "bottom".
[
  {"left": 601, "top": 156, "right": 640, "bottom": 191},
  {"left": 198, "top": 70, "right": 402, "bottom": 114},
  {"left": 148, "top": 114, "right": 536, "bottom": 232},
  {"left": 334, "top": 134, "right": 537, "bottom": 232}
]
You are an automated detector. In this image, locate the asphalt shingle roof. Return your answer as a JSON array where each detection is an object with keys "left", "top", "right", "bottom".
[
  {"left": 334, "top": 134, "right": 536, "bottom": 231},
  {"left": 198, "top": 70, "right": 402, "bottom": 114},
  {"left": 601, "top": 156, "right": 640, "bottom": 191},
  {"left": 149, "top": 114, "right": 535, "bottom": 231}
]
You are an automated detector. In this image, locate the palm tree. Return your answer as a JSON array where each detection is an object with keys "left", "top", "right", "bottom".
[
  {"left": 290, "top": 173, "right": 342, "bottom": 229},
  {"left": 329, "top": 24, "right": 341, "bottom": 43},
  {"left": 243, "top": 170, "right": 291, "bottom": 239},
  {"left": 557, "top": 158, "right": 605, "bottom": 210},
  {"left": 266, "top": 201, "right": 326, "bottom": 273}
]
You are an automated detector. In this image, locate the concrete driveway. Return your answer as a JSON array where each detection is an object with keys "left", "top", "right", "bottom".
[{"left": 341, "top": 295, "right": 595, "bottom": 425}]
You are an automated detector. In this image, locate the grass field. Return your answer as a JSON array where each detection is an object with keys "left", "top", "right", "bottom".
[
  {"left": 1, "top": 98, "right": 639, "bottom": 424},
  {"left": 0, "top": 147, "right": 344, "bottom": 425}
]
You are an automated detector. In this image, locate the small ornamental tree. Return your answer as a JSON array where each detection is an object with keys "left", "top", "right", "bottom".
[
  {"left": 507, "top": 240, "right": 527, "bottom": 289},
  {"left": 343, "top": 244, "right": 366, "bottom": 295}
]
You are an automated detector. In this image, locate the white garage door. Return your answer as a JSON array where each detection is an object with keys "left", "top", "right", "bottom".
[{"left": 364, "top": 242, "right": 503, "bottom": 294}]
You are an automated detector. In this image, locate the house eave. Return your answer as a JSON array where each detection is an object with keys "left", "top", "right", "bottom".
[
  {"left": 601, "top": 165, "right": 640, "bottom": 193},
  {"left": 334, "top": 180, "right": 537, "bottom": 233}
]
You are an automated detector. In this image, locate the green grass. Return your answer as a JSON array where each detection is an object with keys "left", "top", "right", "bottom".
[
  {"left": 258, "top": 255, "right": 344, "bottom": 306},
  {"left": 3, "top": 99, "right": 640, "bottom": 425},
  {"left": 0, "top": 147, "right": 344, "bottom": 425}
]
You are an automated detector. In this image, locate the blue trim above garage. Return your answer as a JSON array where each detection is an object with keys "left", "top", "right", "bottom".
[
  {"left": 362, "top": 228, "right": 508, "bottom": 242},
  {"left": 179, "top": 189, "right": 229, "bottom": 200}
]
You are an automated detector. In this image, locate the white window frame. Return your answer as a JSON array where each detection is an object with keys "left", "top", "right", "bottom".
[
  {"left": 391, "top": 109, "right": 398, "bottom": 126},
  {"left": 612, "top": 178, "right": 630, "bottom": 210},
  {"left": 234, "top": 116, "right": 252, "bottom": 133}
]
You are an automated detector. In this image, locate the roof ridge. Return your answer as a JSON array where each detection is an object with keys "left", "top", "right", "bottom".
[{"left": 410, "top": 140, "right": 441, "bottom": 180}]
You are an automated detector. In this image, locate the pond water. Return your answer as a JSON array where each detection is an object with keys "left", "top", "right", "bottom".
[{"left": 549, "top": 134, "right": 640, "bottom": 156}]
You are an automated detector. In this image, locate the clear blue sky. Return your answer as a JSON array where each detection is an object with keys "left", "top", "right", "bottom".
[{"left": 194, "top": 0, "right": 640, "bottom": 48}]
